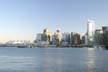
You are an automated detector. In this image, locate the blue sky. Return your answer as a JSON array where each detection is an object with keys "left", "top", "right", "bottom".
[{"left": 0, "top": 0, "right": 108, "bottom": 42}]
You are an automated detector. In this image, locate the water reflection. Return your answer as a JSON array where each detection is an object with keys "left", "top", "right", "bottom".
[
  {"left": 43, "top": 48, "right": 51, "bottom": 72},
  {"left": 86, "top": 48, "right": 95, "bottom": 72},
  {"left": 43, "top": 48, "right": 62, "bottom": 72},
  {"left": 56, "top": 49, "right": 62, "bottom": 72}
]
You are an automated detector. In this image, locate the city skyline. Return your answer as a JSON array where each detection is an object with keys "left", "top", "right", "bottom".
[{"left": 0, "top": 0, "right": 108, "bottom": 42}]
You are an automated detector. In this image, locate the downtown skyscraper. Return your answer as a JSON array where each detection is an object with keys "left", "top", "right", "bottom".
[{"left": 87, "top": 19, "right": 95, "bottom": 45}]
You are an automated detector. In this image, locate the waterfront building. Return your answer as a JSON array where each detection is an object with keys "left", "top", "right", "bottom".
[
  {"left": 73, "top": 33, "right": 80, "bottom": 45},
  {"left": 81, "top": 36, "right": 85, "bottom": 44},
  {"left": 94, "top": 29, "right": 103, "bottom": 45},
  {"left": 82, "top": 33, "right": 88, "bottom": 45},
  {"left": 55, "top": 28, "right": 62, "bottom": 47},
  {"left": 87, "top": 19, "right": 95, "bottom": 45},
  {"left": 34, "top": 33, "right": 49, "bottom": 47},
  {"left": 66, "top": 32, "right": 71, "bottom": 45},
  {"left": 35, "top": 33, "right": 43, "bottom": 41},
  {"left": 43, "top": 28, "right": 52, "bottom": 44},
  {"left": 70, "top": 32, "right": 75, "bottom": 46},
  {"left": 102, "top": 26, "right": 108, "bottom": 48},
  {"left": 52, "top": 34, "right": 57, "bottom": 45},
  {"left": 85, "top": 34, "right": 88, "bottom": 45},
  {"left": 62, "top": 32, "right": 70, "bottom": 46}
]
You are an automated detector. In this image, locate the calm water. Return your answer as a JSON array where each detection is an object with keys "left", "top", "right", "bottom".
[{"left": 0, "top": 47, "right": 108, "bottom": 72}]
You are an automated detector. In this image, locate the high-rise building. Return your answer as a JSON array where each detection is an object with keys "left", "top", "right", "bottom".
[
  {"left": 81, "top": 36, "right": 85, "bottom": 44},
  {"left": 52, "top": 33, "right": 57, "bottom": 45},
  {"left": 43, "top": 28, "right": 52, "bottom": 43},
  {"left": 73, "top": 33, "right": 80, "bottom": 45},
  {"left": 35, "top": 33, "right": 43, "bottom": 41},
  {"left": 87, "top": 19, "right": 95, "bottom": 45},
  {"left": 55, "top": 28, "right": 62, "bottom": 47},
  {"left": 94, "top": 29, "right": 103, "bottom": 45},
  {"left": 102, "top": 26, "right": 108, "bottom": 47},
  {"left": 70, "top": 32, "right": 75, "bottom": 45},
  {"left": 62, "top": 32, "right": 70, "bottom": 46},
  {"left": 85, "top": 34, "right": 88, "bottom": 45}
]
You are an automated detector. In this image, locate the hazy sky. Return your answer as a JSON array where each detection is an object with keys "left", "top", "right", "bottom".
[{"left": 0, "top": 0, "right": 108, "bottom": 42}]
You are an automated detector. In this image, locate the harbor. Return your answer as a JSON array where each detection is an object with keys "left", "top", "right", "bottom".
[{"left": 0, "top": 47, "right": 107, "bottom": 72}]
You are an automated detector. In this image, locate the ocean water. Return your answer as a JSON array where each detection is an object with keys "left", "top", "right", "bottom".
[{"left": 0, "top": 47, "right": 108, "bottom": 72}]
